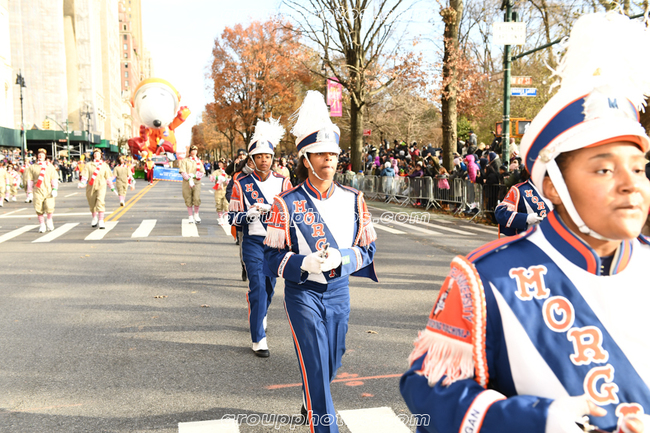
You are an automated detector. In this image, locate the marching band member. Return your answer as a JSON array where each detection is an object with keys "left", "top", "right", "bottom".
[
  {"left": 229, "top": 117, "right": 291, "bottom": 357},
  {"left": 401, "top": 12, "right": 650, "bottom": 433},
  {"left": 26, "top": 148, "right": 58, "bottom": 232},
  {"left": 113, "top": 155, "right": 135, "bottom": 206},
  {"left": 6, "top": 164, "right": 20, "bottom": 202},
  {"left": 495, "top": 166, "right": 553, "bottom": 236},
  {"left": 210, "top": 160, "right": 229, "bottom": 222},
  {"left": 264, "top": 91, "right": 377, "bottom": 432},
  {"left": 178, "top": 144, "right": 205, "bottom": 224},
  {"left": 78, "top": 148, "right": 116, "bottom": 229}
]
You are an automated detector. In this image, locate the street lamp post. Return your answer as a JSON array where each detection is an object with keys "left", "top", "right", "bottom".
[{"left": 15, "top": 70, "right": 26, "bottom": 162}]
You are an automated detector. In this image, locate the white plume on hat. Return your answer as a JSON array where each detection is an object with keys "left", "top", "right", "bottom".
[
  {"left": 249, "top": 116, "right": 284, "bottom": 156},
  {"left": 291, "top": 90, "right": 341, "bottom": 156},
  {"left": 550, "top": 11, "right": 650, "bottom": 110}
]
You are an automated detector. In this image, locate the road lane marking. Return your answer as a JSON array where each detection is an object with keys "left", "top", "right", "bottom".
[
  {"left": 374, "top": 224, "right": 406, "bottom": 235},
  {"left": 338, "top": 407, "right": 411, "bottom": 433},
  {"left": 0, "top": 212, "right": 91, "bottom": 219},
  {"left": 217, "top": 218, "right": 232, "bottom": 237},
  {"left": 106, "top": 181, "right": 157, "bottom": 222},
  {"left": 266, "top": 373, "right": 402, "bottom": 390},
  {"left": 182, "top": 219, "right": 199, "bottom": 237},
  {"left": 0, "top": 225, "right": 38, "bottom": 243},
  {"left": 0, "top": 207, "right": 28, "bottom": 217},
  {"left": 179, "top": 419, "right": 239, "bottom": 433},
  {"left": 132, "top": 219, "right": 157, "bottom": 238},
  {"left": 64, "top": 192, "right": 78, "bottom": 198},
  {"left": 85, "top": 221, "right": 119, "bottom": 240},
  {"left": 32, "top": 223, "right": 79, "bottom": 243},
  {"left": 389, "top": 220, "right": 444, "bottom": 236},
  {"left": 416, "top": 220, "right": 471, "bottom": 235},
  {"left": 463, "top": 225, "right": 498, "bottom": 235}
]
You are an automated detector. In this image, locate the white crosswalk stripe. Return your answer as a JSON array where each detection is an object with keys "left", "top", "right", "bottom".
[
  {"left": 0, "top": 225, "right": 38, "bottom": 243},
  {"left": 132, "top": 219, "right": 157, "bottom": 238},
  {"left": 374, "top": 224, "right": 406, "bottom": 235},
  {"left": 181, "top": 218, "right": 199, "bottom": 237},
  {"left": 339, "top": 407, "right": 412, "bottom": 433},
  {"left": 33, "top": 223, "right": 79, "bottom": 243},
  {"left": 178, "top": 419, "right": 239, "bottom": 433},
  {"left": 85, "top": 221, "right": 119, "bottom": 240},
  {"left": 388, "top": 220, "right": 444, "bottom": 236}
]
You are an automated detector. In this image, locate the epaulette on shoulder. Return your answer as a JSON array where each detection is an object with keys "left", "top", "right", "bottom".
[
  {"left": 271, "top": 171, "right": 285, "bottom": 179},
  {"left": 513, "top": 180, "right": 529, "bottom": 189},
  {"left": 638, "top": 234, "right": 650, "bottom": 246},
  {"left": 466, "top": 227, "right": 537, "bottom": 263},
  {"left": 336, "top": 182, "right": 360, "bottom": 195}
]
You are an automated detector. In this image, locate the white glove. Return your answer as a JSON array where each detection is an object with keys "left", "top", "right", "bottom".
[
  {"left": 50, "top": 189, "right": 57, "bottom": 198},
  {"left": 78, "top": 182, "right": 86, "bottom": 189},
  {"left": 196, "top": 172, "right": 204, "bottom": 180},
  {"left": 257, "top": 203, "right": 272, "bottom": 214},
  {"left": 246, "top": 206, "right": 261, "bottom": 222},
  {"left": 321, "top": 248, "right": 342, "bottom": 272},
  {"left": 209, "top": 174, "right": 215, "bottom": 183},
  {"left": 526, "top": 213, "right": 544, "bottom": 225},
  {"left": 301, "top": 252, "right": 326, "bottom": 274},
  {"left": 618, "top": 414, "right": 650, "bottom": 433},
  {"left": 188, "top": 178, "right": 195, "bottom": 188},
  {"left": 545, "top": 395, "right": 607, "bottom": 433}
]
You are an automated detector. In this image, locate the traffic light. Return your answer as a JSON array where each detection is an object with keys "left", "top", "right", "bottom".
[{"left": 42, "top": 119, "right": 51, "bottom": 130}]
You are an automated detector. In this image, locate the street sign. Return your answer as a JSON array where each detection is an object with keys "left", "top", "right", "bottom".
[
  {"left": 511, "top": 76, "right": 532, "bottom": 85},
  {"left": 511, "top": 87, "right": 537, "bottom": 97},
  {"left": 363, "top": 129, "right": 371, "bottom": 136},
  {"left": 493, "top": 22, "right": 527, "bottom": 45}
]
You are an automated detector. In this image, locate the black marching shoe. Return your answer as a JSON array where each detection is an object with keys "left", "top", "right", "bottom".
[
  {"left": 241, "top": 267, "right": 247, "bottom": 282},
  {"left": 252, "top": 338, "right": 269, "bottom": 358},
  {"left": 292, "top": 405, "right": 309, "bottom": 425}
]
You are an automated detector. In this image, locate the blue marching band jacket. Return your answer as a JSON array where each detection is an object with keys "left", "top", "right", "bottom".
[
  {"left": 401, "top": 211, "right": 650, "bottom": 433},
  {"left": 263, "top": 179, "right": 378, "bottom": 290},
  {"left": 228, "top": 171, "right": 292, "bottom": 236},
  {"left": 495, "top": 179, "right": 552, "bottom": 236}
]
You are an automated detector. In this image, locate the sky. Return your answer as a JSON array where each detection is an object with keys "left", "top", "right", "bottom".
[{"left": 140, "top": 0, "right": 437, "bottom": 147}]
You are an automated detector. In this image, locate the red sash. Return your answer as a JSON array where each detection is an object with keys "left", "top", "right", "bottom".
[
  {"left": 35, "top": 162, "right": 48, "bottom": 189},
  {"left": 89, "top": 160, "right": 102, "bottom": 186}
]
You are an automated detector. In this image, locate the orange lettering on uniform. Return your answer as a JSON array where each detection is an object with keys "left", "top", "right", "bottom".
[
  {"left": 616, "top": 403, "right": 643, "bottom": 420},
  {"left": 304, "top": 212, "right": 315, "bottom": 225},
  {"left": 245, "top": 183, "right": 254, "bottom": 192},
  {"left": 531, "top": 196, "right": 539, "bottom": 204},
  {"left": 251, "top": 191, "right": 259, "bottom": 199},
  {"left": 525, "top": 190, "right": 534, "bottom": 197},
  {"left": 567, "top": 326, "right": 608, "bottom": 365},
  {"left": 509, "top": 265, "right": 550, "bottom": 301},
  {"left": 312, "top": 223, "right": 325, "bottom": 238},
  {"left": 537, "top": 202, "right": 546, "bottom": 210},
  {"left": 293, "top": 200, "right": 307, "bottom": 213},
  {"left": 542, "top": 296, "right": 575, "bottom": 333},
  {"left": 257, "top": 198, "right": 265, "bottom": 203},
  {"left": 315, "top": 238, "right": 327, "bottom": 251},
  {"left": 584, "top": 365, "right": 619, "bottom": 405}
]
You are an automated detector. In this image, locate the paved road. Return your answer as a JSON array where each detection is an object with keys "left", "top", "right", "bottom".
[{"left": 0, "top": 180, "right": 498, "bottom": 432}]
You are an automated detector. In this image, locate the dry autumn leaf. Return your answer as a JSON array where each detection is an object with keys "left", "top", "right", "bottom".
[
  {"left": 366, "top": 330, "right": 378, "bottom": 334},
  {"left": 154, "top": 295, "right": 168, "bottom": 299}
]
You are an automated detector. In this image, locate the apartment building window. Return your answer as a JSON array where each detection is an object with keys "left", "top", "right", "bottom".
[
  {"left": 125, "top": 81, "right": 129, "bottom": 87},
  {"left": 124, "top": 63, "right": 128, "bottom": 68},
  {"left": 124, "top": 53, "right": 128, "bottom": 58},
  {"left": 124, "top": 43, "right": 128, "bottom": 50},
  {"left": 123, "top": 35, "right": 127, "bottom": 40},
  {"left": 125, "top": 71, "right": 128, "bottom": 78},
  {"left": 123, "top": 24, "right": 127, "bottom": 31}
]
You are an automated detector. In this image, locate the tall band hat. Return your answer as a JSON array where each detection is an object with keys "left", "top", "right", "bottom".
[
  {"left": 291, "top": 90, "right": 341, "bottom": 156},
  {"left": 519, "top": 11, "right": 650, "bottom": 240},
  {"left": 248, "top": 117, "right": 284, "bottom": 156}
]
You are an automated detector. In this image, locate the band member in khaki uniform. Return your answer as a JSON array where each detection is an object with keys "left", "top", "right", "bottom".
[
  {"left": 210, "top": 160, "right": 229, "bottom": 221},
  {"left": 0, "top": 161, "right": 7, "bottom": 207},
  {"left": 113, "top": 156, "right": 135, "bottom": 206},
  {"left": 78, "top": 148, "right": 116, "bottom": 229},
  {"left": 178, "top": 144, "right": 205, "bottom": 224},
  {"left": 21, "top": 161, "right": 32, "bottom": 203},
  {"left": 6, "top": 164, "right": 20, "bottom": 201},
  {"left": 26, "top": 148, "right": 59, "bottom": 232}
]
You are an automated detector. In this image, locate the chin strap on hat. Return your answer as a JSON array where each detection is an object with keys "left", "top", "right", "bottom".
[
  {"left": 303, "top": 152, "right": 326, "bottom": 182},
  {"left": 546, "top": 159, "right": 615, "bottom": 241},
  {"left": 251, "top": 156, "right": 272, "bottom": 176}
]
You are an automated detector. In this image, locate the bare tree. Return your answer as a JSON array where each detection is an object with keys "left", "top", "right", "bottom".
[{"left": 283, "top": 0, "right": 416, "bottom": 171}]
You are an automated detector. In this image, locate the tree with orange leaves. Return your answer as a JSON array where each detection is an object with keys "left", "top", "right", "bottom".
[{"left": 207, "top": 19, "right": 312, "bottom": 156}]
